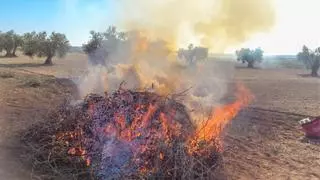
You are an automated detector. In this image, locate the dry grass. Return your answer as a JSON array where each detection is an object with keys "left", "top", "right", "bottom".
[
  {"left": 0, "top": 71, "right": 14, "bottom": 78},
  {"left": 0, "top": 68, "right": 78, "bottom": 179},
  {"left": 20, "top": 102, "right": 92, "bottom": 180},
  {"left": 0, "top": 52, "right": 88, "bottom": 78}
]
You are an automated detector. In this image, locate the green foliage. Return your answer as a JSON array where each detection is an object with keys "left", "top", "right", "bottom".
[
  {"left": 0, "top": 31, "right": 3, "bottom": 53},
  {"left": 236, "top": 48, "right": 264, "bottom": 68},
  {"left": 103, "top": 26, "right": 127, "bottom": 41},
  {"left": 40, "top": 32, "right": 70, "bottom": 58},
  {"left": 82, "top": 26, "right": 127, "bottom": 55},
  {"left": 297, "top": 45, "right": 312, "bottom": 69},
  {"left": 82, "top": 31, "right": 104, "bottom": 54},
  {"left": 22, "top": 31, "right": 39, "bottom": 57},
  {"left": 3, "top": 30, "right": 15, "bottom": 56},
  {"left": 297, "top": 45, "right": 320, "bottom": 76},
  {"left": 178, "top": 44, "right": 208, "bottom": 65},
  {"left": 22, "top": 31, "right": 70, "bottom": 64},
  {"left": 82, "top": 26, "right": 128, "bottom": 66},
  {"left": 0, "top": 30, "right": 23, "bottom": 57},
  {"left": 0, "top": 29, "right": 69, "bottom": 63}
]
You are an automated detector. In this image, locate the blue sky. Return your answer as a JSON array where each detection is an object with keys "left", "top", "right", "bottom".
[
  {"left": 2, "top": 0, "right": 320, "bottom": 54},
  {"left": 0, "top": 0, "right": 116, "bottom": 46}
]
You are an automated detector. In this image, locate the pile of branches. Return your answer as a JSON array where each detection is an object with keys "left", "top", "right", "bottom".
[{"left": 21, "top": 88, "right": 222, "bottom": 179}]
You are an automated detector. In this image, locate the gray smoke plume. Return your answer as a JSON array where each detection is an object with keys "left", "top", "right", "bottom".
[{"left": 77, "top": 33, "right": 235, "bottom": 119}]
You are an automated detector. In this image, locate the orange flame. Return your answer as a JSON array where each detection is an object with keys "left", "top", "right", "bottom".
[
  {"left": 189, "top": 83, "right": 254, "bottom": 153},
  {"left": 141, "top": 104, "right": 157, "bottom": 128},
  {"left": 135, "top": 37, "right": 149, "bottom": 53},
  {"left": 129, "top": 31, "right": 149, "bottom": 54},
  {"left": 159, "top": 152, "right": 164, "bottom": 160},
  {"left": 160, "top": 112, "right": 182, "bottom": 140},
  {"left": 59, "top": 83, "right": 253, "bottom": 172}
]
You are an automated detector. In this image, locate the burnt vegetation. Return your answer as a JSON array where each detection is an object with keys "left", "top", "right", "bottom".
[
  {"left": 3, "top": 25, "right": 318, "bottom": 179},
  {"left": 21, "top": 88, "right": 222, "bottom": 179}
]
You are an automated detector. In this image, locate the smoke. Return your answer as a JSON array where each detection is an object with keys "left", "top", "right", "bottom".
[
  {"left": 114, "top": 0, "right": 275, "bottom": 52},
  {"left": 77, "top": 0, "right": 274, "bottom": 118},
  {"left": 77, "top": 34, "right": 234, "bottom": 119}
]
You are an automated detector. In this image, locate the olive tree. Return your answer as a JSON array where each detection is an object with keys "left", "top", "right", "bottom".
[
  {"left": 82, "top": 26, "right": 127, "bottom": 65},
  {"left": 0, "top": 30, "right": 24, "bottom": 57},
  {"left": 12, "top": 33, "right": 23, "bottom": 56},
  {"left": 0, "top": 30, "right": 14, "bottom": 56},
  {"left": 0, "top": 31, "right": 4, "bottom": 54},
  {"left": 22, "top": 31, "right": 70, "bottom": 65},
  {"left": 236, "top": 48, "right": 264, "bottom": 68},
  {"left": 0, "top": 30, "right": 23, "bottom": 57},
  {"left": 297, "top": 45, "right": 320, "bottom": 76},
  {"left": 41, "top": 32, "right": 70, "bottom": 65},
  {"left": 178, "top": 44, "right": 208, "bottom": 65},
  {"left": 22, "top": 31, "right": 39, "bottom": 57},
  {"left": 82, "top": 31, "right": 104, "bottom": 55}
]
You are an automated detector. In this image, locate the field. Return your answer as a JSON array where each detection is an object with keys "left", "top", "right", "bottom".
[
  {"left": 0, "top": 53, "right": 319, "bottom": 179},
  {"left": 225, "top": 68, "right": 320, "bottom": 180}
]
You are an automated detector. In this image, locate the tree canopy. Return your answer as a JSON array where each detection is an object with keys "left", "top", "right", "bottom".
[
  {"left": 297, "top": 45, "right": 320, "bottom": 76},
  {"left": 0, "top": 29, "right": 69, "bottom": 64},
  {"left": 82, "top": 31, "right": 104, "bottom": 55},
  {"left": 0, "top": 30, "right": 23, "bottom": 57},
  {"left": 236, "top": 48, "right": 264, "bottom": 68},
  {"left": 22, "top": 31, "right": 70, "bottom": 65},
  {"left": 82, "top": 26, "right": 127, "bottom": 65},
  {"left": 178, "top": 44, "right": 208, "bottom": 65}
]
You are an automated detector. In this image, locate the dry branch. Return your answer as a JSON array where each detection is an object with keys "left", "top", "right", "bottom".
[{"left": 21, "top": 89, "right": 222, "bottom": 179}]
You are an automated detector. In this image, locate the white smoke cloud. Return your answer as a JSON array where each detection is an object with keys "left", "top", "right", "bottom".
[
  {"left": 77, "top": 36, "right": 235, "bottom": 120},
  {"left": 76, "top": 0, "right": 274, "bottom": 118}
]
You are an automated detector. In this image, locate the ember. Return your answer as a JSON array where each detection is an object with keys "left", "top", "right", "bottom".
[{"left": 21, "top": 84, "right": 252, "bottom": 179}]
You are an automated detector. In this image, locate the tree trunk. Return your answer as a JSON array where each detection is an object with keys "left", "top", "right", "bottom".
[
  {"left": 5, "top": 52, "right": 13, "bottom": 57},
  {"left": 44, "top": 56, "right": 53, "bottom": 65},
  {"left": 4, "top": 48, "right": 12, "bottom": 57},
  {"left": 12, "top": 46, "right": 17, "bottom": 57},
  {"left": 247, "top": 61, "right": 254, "bottom": 68},
  {"left": 311, "top": 59, "right": 320, "bottom": 77},
  {"left": 311, "top": 69, "right": 318, "bottom": 77}
]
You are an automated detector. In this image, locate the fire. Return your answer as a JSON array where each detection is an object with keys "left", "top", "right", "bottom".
[
  {"left": 55, "top": 83, "right": 253, "bottom": 178},
  {"left": 134, "top": 34, "right": 149, "bottom": 53},
  {"left": 159, "top": 152, "right": 164, "bottom": 160},
  {"left": 188, "top": 83, "right": 254, "bottom": 153}
]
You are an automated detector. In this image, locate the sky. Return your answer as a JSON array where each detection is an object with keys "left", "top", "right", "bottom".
[
  {"left": 1, "top": 0, "right": 320, "bottom": 55},
  {"left": 0, "top": 0, "right": 116, "bottom": 45},
  {"left": 235, "top": 0, "right": 320, "bottom": 55}
]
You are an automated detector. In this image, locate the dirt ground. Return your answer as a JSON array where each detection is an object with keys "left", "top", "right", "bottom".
[
  {"left": 223, "top": 68, "right": 320, "bottom": 180},
  {"left": 0, "top": 54, "right": 319, "bottom": 179}
]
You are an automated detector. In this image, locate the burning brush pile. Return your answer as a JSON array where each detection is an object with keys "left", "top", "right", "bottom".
[{"left": 21, "top": 83, "right": 252, "bottom": 179}]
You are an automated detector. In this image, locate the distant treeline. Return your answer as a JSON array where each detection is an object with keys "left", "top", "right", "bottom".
[
  {"left": 265, "top": 55, "right": 297, "bottom": 60},
  {"left": 69, "top": 46, "right": 83, "bottom": 53},
  {"left": 0, "top": 30, "right": 69, "bottom": 65},
  {"left": 1, "top": 27, "right": 319, "bottom": 75}
]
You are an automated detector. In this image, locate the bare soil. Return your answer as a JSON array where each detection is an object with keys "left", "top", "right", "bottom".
[
  {"left": 0, "top": 55, "right": 80, "bottom": 179},
  {"left": 0, "top": 54, "right": 319, "bottom": 179},
  {"left": 223, "top": 68, "right": 320, "bottom": 180}
]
